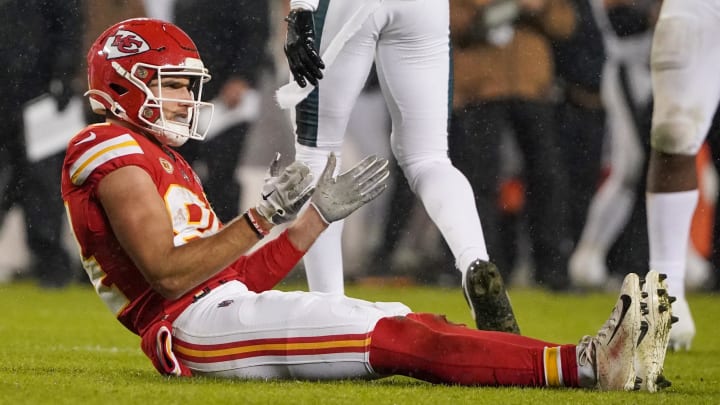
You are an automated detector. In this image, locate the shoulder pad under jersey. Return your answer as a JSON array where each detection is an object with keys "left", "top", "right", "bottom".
[{"left": 66, "top": 124, "right": 145, "bottom": 186}]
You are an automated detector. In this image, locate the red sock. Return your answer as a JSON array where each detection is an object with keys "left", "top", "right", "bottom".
[{"left": 369, "top": 313, "right": 579, "bottom": 387}]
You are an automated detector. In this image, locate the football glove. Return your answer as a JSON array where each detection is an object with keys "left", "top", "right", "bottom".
[
  {"left": 256, "top": 153, "right": 314, "bottom": 225},
  {"left": 284, "top": 9, "right": 325, "bottom": 88},
  {"left": 311, "top": 153, "right": 389, "bottom": 224}
]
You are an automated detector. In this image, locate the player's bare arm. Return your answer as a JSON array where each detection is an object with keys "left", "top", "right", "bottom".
[
  {"left": 96, "top": 150, "right": 387, "bottom": 300},
  {"left": 96, "top": 151, "right": 315, "bottom": 300},
  {"left": 286, "top": 206, "right": 328, "bottom": 251},
  {"left": 97, "top": 165, "right": 266, "bottom": 299}
]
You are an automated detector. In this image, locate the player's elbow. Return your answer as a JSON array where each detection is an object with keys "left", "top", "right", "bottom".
[
  {"left": 148, "top": 275, "right": 189, "bottom": 300},
  {"left": 136, "top": 257, "right": 191, "bottom": 300}
]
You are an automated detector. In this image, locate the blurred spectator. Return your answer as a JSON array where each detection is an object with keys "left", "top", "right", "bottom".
[
  {"left": 174, "top": 0, "right": 271, "bottom": 223},
  {"left": 450, "top": 0, "right": 576, "bottom": 290},
  {"left": 0, "top": 1, "right": 83, "bottom": 288},
  {"left": 552, "top": 0, "right": 606, "bottom": 248},
  {"left": 644, "top": 0, "right": 720, "bottom": 351}
]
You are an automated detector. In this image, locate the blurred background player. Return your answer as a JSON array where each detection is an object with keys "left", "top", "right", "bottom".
[
  {"left": 552, "top": 0, "right": 607, "bottom": 282},
  {"left": 568, "top": 0, "right": 658, "bottom": 289},
  {"left": 0, "top": 0, "right": 83, "bottom": 288},
  {"left": 645, "top": 0, "right": 720, "bottom": 351}
]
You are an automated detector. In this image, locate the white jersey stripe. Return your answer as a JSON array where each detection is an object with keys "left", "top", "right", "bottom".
[
  {"left": 70, "top": 134, "right": 143, "bottom": 185},
  {"left": 180, "top": 352, "right": 371, "bottom": 375}
]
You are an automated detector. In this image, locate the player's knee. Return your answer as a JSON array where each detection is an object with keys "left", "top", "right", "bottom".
[
  {"left": 651, "top": 119, "right": 702, "bottom": 155},
  {"left": 371, "top": 315, "right": 440, "bottom": 352}
]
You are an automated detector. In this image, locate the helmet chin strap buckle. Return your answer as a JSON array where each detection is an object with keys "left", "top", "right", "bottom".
[
  {"left": 145, "top": 118, "right": 191, "bottom": 147},
  {"left": 112, "top": 104, "right": 127, "bottom": 117},
  {"left": 86, "top": 89, "right": 128, "bottom": 118}
]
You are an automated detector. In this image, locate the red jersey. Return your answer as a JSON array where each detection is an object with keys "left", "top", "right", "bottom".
[{"left": 61, "top": 123, "right": 303, "bottom": 336}]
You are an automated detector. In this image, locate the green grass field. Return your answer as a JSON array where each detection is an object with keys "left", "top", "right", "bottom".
[{"left": 1, "top": 280, "right": 718, "bottom": 404}]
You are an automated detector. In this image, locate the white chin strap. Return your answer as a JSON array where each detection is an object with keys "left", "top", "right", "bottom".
[{"left": 153, "top": 121, "right": 191, "bottom": 147}]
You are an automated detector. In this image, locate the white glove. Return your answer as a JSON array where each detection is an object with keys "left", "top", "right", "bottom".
[
  {"left": 256, "top": 153, "right": 314, "bottom": 225},
  {"left": 310, "top": 153, "right": 389, "bottom": 224}
]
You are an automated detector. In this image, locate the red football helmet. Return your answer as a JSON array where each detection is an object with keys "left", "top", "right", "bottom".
[{"left": 86, "top": 18, "right": 214, "bottom": 146}]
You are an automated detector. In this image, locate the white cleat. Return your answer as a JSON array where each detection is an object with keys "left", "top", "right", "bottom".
[
  {"left": 569, "top": 246, "right": 608, "bottom": 289},
  {"left": 578, "top": 272, "right": 642, "bottom": 391},
  {"left": 668, "top": 297, "right": 694, "bottom": 351},
  {"left": 636, "top": 271, "right": 673, "bottom": 392}
]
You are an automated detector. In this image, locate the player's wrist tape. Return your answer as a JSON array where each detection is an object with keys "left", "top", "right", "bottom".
[{"left": 244, "top": 209, "right": 270, "bottom": 238}]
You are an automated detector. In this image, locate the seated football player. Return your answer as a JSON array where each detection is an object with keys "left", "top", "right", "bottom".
[{"left": 61, "top": 18, "right": 672, "bottom": 392}]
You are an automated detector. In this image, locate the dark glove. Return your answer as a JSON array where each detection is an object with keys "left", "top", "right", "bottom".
[{"left": 284, "top": 9, "right": 325, "bottom": 88}]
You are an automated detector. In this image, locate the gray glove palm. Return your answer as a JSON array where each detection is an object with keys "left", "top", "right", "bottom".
[
  {"left": 311, "top": 153, "right": 389, "bottom": 224},
  {"left": 256, "top": 153, "right": 314, "bottom": 225}
]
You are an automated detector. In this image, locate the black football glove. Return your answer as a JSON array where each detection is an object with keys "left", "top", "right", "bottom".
[{"left": 284, "top": 9, "right": 325, "bottom": 88}]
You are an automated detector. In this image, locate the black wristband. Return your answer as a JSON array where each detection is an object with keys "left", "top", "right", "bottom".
[{"left": 243, "top": 211, "right": 265, "bottom": 239}]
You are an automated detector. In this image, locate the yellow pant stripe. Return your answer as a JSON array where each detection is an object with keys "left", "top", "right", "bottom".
[{"left": 543, "top": 346, "right": 564, "bottom": 387}]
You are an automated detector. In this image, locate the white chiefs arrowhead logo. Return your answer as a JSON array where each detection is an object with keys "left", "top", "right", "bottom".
[{"left": 103, "top": 29, "right": 150, "bottom": 59}]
